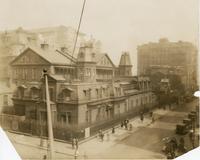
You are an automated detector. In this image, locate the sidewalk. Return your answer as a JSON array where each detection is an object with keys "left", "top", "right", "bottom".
[{"left": 7, "top": 108, "right": 170, "bottom": 158}]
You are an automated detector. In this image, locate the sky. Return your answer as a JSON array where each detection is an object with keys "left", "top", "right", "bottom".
[{"left": 0, "top": 0, "right": 199, "bottom": 75}]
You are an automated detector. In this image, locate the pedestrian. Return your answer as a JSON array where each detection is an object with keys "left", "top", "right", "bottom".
[
  {"left": 124, "top": 120, "right": 128, "bottom": 130},
  {"left": 189, "top": 130, "right": 195, "bottom": 148},
  {"left": 152, "top": 115, "right": 155, "bottom": 123},
  {"left": 129, "top": 123, "right": 133, "bottom": 131},
  {"left": 112, "top": 127, "right": 115, "bottom": 134},
  {"left": 106, "top": 132, "right": 110, "bottom": 141},
  {"left": 178, "top": 137, "right": 187, "bottom": 153},
  {"left": 121, "top": 121, "right": 124, "bottom": 128},
  {"left": 43, "top": 155, "right": 47, "bottom": 160},
  {"left": 75, "top": 138, "right": 79, "bottom": 149},
  {"left": 72, "top": 138, "right": 76, "bottom": 149},
  {"left": 98, "top": 130, "right": 102, "bottom": 139},
  {"left": 149, "top": 111, "right": 153, "bottom": 117},
  {"left": 101, "top": 132, "right": 104, "bottom": 142},
  {"left": 140, "top": 112, "right": 144, "bottom": 122}
]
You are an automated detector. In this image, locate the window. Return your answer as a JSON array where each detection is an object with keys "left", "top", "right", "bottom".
[
  {"left": 83, "top": 90, "right": 87, "bottom": 96},
  {"left": 30, "top": 110, "right": 36, "bottom": 119},
  {"left": 40, "top": 111, "right": 47, "bottom": 122},
  {"left": 86, "top": 111, "right": 89, "bottom": 123},
  {"left": 117, "top": 104, "right": 120, "bottom": 114},
  {"left": 22, "top": 68, "right": 25, "bottom": 79},
  {"left": 79, "top": 52, "right": 84, "bottom": 58},
  {"left": 67, "top": 112, "right": 72, "bottom": 124},
  {"left": 131, "top": 100, "right": 134, "bottom": 108},
  {"left": 49, "top": 88, "right": 54, "bottom": 101},
  {"left": 61, "top": 114, "right": 66, "bottom": 123},
  {"left": 102, "top": 88, "right": 105, "bottom": 96},
  {"left": 18, "top": 88, "right": 24, "bottom": 98},
  {"left": 96, "top": 89, "right": 99, "bottom": 98},
  {"left": 62, "top": 89, "right": 71, "bottom": 101},
  {"left": 32, "top": 68, "right": 36, "bottom": 80},
  {"left": 96, "top": 108, "right": 101, "bottom": 120},
  {"left": 3, "top": 95, "right": 8, "bottom": 106},
  {"left": 31, "top": 88, "right": 39, "bottom": 99},
  {"left": 136, "top": 99, "right": 138, "bottom": 106}
]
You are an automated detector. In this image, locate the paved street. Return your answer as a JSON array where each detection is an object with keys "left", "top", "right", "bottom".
[
  {"left": 95, "top": 99, "right": 199, "bottom": 159},
  {"left": 6, "top": 99, "right": 199, "bottom": 160}
]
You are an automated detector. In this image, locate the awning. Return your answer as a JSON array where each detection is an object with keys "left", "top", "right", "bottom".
[
  {"left": 18, "top": 85, "right": 27, "bottom": 89},
  {"left": 62, "top": 87, "right": 73, "bottom": 92},
  {"left": 30, "top": 86, "right": 40, "bottom": 90}
]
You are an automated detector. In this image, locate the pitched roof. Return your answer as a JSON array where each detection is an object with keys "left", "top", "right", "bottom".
[
  {"left": 94, "top": 53, "right": 104, "bottom": 62},
  {"left": 11, "top": 46, "right": 76, "bottom": 66},
  {"left": 95, "top": 53, "right": 115, "bottom": 67}
]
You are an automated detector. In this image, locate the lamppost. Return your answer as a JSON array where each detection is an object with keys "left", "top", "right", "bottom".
[{"left": 43, "top": 69, "right": 54, "bottom": 159}]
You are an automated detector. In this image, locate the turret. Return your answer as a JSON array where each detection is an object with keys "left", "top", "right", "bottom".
[
  {"left": 118, "top": 52, "right": 132, "bottom": 76},
  {"left": 77, "top": 41, "right": 96, "bottom": 82}
]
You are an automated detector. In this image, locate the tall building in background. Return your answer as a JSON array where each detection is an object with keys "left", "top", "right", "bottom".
[
  {"left": 0, "top": 26, "right": 102, "bottom": 86},
  {"left": 137, "top": 38, "right": 198, "bottom": 91}
]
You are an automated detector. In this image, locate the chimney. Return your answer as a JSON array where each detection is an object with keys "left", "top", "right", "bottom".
[{"left": 40, "top": 43, "right": 49, "bottom": 50}]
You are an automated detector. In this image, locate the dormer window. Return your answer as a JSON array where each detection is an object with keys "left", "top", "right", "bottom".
[
  {"left": 17, "top": 85, "right": 27, "bottom": 98},
  {"left": 79, "top": 52, "right": 84, "bottom": 58},
  {"left": 30, "top": 86, "right": 40, "bottom": 99},
  {"left": 61, "top": 88, "right": 73, "bottom": 101},
  {"left": 92, "top": 53, "right": 95, "bottom": 58}
]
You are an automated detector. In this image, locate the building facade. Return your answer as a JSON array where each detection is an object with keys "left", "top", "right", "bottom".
[
  {"left": 137, "top": 38, "right": 198, "bottom": 91},
  {"left": 10, "top": 42, "right": 156, "bottom": 140}
]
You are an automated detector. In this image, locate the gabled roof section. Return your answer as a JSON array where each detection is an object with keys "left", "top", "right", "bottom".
[
  {"left": 10, "top": 46, "right": 75, "bottom": 66},
  {"left": 96, "top": 53, "right": 115, "bottom": 68}
]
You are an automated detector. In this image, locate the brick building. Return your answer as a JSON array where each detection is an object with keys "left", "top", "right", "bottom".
[{"left": 137, "top": 38, "right": 197, "bottom": 91}]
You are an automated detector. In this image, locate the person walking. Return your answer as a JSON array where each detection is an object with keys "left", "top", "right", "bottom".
[
  {"left": 152, "top": 114, "right": 155, "bottom": 123},
  {"left": 106, "top": 132, "right": 110, "bottom": 141},
  {"left": 121, "top": 121, "right": 124, "bottom": 128},
  {"left": 43, "top": 155, "right": 47, "bottom": 160},
  {"left": 129, "top": 123, "right": 133, "bottom": 131},
  {"left": 98, "top": 130, "right": 102, "bottom": 139},
  {"left": 140, "top": 112, "right": 144, "bottom": 122},
  {"left": 75, "top": 138, "right": 79, "bottom": 149},
  {"left": 112, "top": 127, "right": 115, "bottom": 134},
  {"left": 72, "top": 138, "right": 76, "bottom": 149},
  {"left": 124, "top": 120, "right": 128, "bottom": 130}
]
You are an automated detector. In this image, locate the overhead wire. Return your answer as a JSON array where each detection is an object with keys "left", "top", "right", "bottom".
[{"left": 71, "top": 0, "right": 87, "bottom": 63}]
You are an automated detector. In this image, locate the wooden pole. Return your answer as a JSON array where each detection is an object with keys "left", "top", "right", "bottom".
[{"left": 43, "top": 69, "right": 54, "bottom": 159}]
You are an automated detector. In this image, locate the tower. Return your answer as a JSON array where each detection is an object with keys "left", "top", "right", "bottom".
[
  {"left": 77, "top": 41, "right": 96, "bottom": 82},
  {"left": 118, "top": 52, "right": 132, "bottom": 76}
]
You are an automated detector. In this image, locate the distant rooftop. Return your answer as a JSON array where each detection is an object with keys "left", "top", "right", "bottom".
[{"left": 119, "top": 52, "right": 132, "bottom": 66}]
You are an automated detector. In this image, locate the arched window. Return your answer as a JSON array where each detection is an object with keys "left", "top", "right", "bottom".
[{"left": 17, "top": 85, "right": 27, "bottom": 98}]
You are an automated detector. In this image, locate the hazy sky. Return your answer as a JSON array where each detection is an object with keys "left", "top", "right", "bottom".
[{"left": 0, "top": 0, "right": 198, "bottom": 74}]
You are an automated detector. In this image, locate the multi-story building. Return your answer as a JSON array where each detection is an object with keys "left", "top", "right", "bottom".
[
  {"left": 137, "top": 38, "right": 198, "bottom": 91},
  {"left": 10, "top": 42, "right": 155, "bottom": 140},
  {"left": 0, "top": 26, "right": 101, "bottom": 115}
]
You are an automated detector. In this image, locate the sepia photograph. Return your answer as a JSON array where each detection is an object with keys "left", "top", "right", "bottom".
[{"left": 0, "top": 0, "right": 199, "bottom": 159}]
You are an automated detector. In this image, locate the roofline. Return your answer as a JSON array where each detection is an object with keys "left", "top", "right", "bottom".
[{"left": 10, "top": 47, "right": 52, "bottom": 66}]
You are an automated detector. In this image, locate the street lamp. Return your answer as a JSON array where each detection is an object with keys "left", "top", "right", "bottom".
[{"left": 43, "top": 69, "right": 54, "bottom": 159}]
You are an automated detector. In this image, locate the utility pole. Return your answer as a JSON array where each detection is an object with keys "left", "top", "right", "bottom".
[{"left": 43, "top": 69, "right": 54, "bottom": 159}]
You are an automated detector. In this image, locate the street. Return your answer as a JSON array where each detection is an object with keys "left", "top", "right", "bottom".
[
  {"left": 7, "top": 99, "right": 199, "bottom": 160},
  {"left": 95, "top": 100, "right": 198, "bottom": 159}
]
